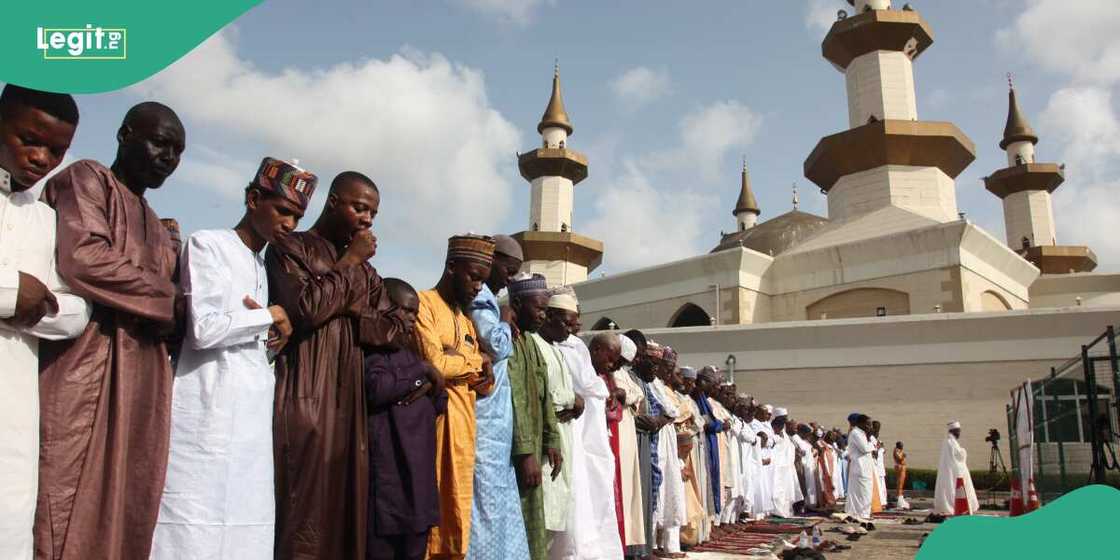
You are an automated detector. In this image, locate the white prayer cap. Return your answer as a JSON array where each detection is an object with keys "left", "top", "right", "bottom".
[
  {"left": 947, "top": 420, "right": 961, "bottom": 430},
  {"left": 762, "top": 404, "right": 774, "bottom": 413},
  {"left": 774, "top": 407, "right": 789, "bottom": 417},
  {"left": 548, "top": 286, "right": 579, "bottom": 312},
  {"left": 618, "top": 334, "right": 637, "bottom": 362}
]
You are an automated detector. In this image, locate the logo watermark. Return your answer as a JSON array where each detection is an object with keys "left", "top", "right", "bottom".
[{"left": 37, "top": 25, "right": 127, "bottom": 60}]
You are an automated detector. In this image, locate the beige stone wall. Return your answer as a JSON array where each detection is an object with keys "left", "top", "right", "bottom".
[
  {"left": 960, "top": 267, "right": 1029, "bottom": 311},
  {"left": 768, "top": 267, "right": 960, "bottom": 321},
  {"left": 579, "top": 285, "right": 761, "bottom": 331},
  {"left": 1003, "top": 190, "right": 1057, "bottom": 248},
  {"left": 806, "top": 287, "right": 911, "bottom": 320},
  {"left": 1030, "top": 273, "right": 1120, "bottom": 309},
  {"left": 529, "top": 175, "right": 574, "bottom": 232},
  {"left": 845, "top": 51, "right": 917, "bottom": 127},
  {"left": 524, "top": 258, "right": 587, "bottom": 287},
  {"left": 827, "top": 165, "right": 958, "bottom": 224},
  {"left": 732, "top": 359, "right": 1062, "bottom": 469}
]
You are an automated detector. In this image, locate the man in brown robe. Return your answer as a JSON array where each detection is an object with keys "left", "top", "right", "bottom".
[
  {"left": 36, "top": 102, "right": 186, "bottom": 560},
  {"left": 266, "top": 171, "right": 405, "bottom": 560}
]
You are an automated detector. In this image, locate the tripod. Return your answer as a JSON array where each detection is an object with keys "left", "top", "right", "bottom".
[
  {"left": 985, "top": 441, "right": 1010, "bottom": 510},
  {"left": 989, "top": 441, "right": 1008, "bottom": 475}
]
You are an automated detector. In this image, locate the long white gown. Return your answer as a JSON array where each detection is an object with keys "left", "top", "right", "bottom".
[
  {"left": 844, "top": 428, "right": 875, "bottom": 520},
  {"left": 769, "top": 431, "right": 801, "bottom": 518},
  {"left": 871, "top": 435, "right": 888, "bottom": 504},
  {"left": 793, "top": 435, "right": 818, "bottom": 509},
  {"left": 649, "top": 378, "right": 687, "bottom": 552},
  {"left": 550, "top": 336, "right": 623, "bottom": 560},
  {"left": 934, "top": 435, "right": 979, "bottom": 515},
  {"left": 0, "top": 170, "right": 90, "bottom": 560},
  {"left": 748, "top": 419, "right": 774, "bottom": 518},
  {"left": 152, "top": 229, "right": 278, "bottom": 559}
]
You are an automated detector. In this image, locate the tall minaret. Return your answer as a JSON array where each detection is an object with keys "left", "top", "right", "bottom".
[
  {"left": 512, "top": 65, "right": 603, "bottom": 286},
  {"left": 804, "top": 1, "right": 976, "bottom": 224},
  {"left": 733, "top": 160, "right": 760, "bottom": 231},
  {"left": 983, "top": 80, "right": 1097, "bottom": 273}
]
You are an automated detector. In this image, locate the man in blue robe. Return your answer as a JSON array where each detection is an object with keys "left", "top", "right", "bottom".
[{"left": 465, "top": 235, "right": 530, "bottom": 559}]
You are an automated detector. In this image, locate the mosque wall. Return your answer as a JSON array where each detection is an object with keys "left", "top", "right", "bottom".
[
  {"left": 1030, "top": 273, "right": 1120, "bottom": 309},
  {"left": 827, "top": 165, "right": 958, "bottom": 223},
  {"left": 624, "top": 306, "right": 1119, "bottom": 468},
  {"left": 960, "top": 267, "right": 1029, "bottom": 311},
  {"left": 524, "top": 259, "right": 587, "bottom": 287},
  {"left": 845, "top": 50, "right": 917, "bottom": 127},
  {"left": 766, "top": 266, "right": 959, "bottom": 321},
  {"left": 528, "top": 175, "right": 574, "bottom": 232},
  {"left": 1003, "top": 189, "right": 1057, "bottom": 249},
  {"left": 732, "top": 359, "right": 1059, "bottom": 470}
]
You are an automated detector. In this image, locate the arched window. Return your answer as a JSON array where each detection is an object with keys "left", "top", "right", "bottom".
[
  {"left": 559, "top": 140, "right": 565, "bottom": 148},
  {"left": 591, "top": 317, "right": 619, "bottom": 331},
  {"left": 1021, "top": 237, "right": 1031, "bottom": 250},
  {"left": 669, "top": 303, "right": 712, "bottom": 328}
]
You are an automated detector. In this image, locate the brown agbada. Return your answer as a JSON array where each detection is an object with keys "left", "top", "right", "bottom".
[
  {"left": 35, "top": 160, "right": 180, "bottom": 560},
  {"left": 266, "top": 229, "right": 404, "bottom": 560}
]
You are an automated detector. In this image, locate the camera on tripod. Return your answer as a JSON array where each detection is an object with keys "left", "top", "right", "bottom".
[{"left": 985, "top": 428, "right": 1001, "bottom": 447}]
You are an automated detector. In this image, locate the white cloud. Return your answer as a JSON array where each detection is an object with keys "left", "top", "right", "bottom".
[
  {"left": 174, "top": 145, "right": 259, "bottom": 202},
  {"left": 996, "top": 0, "right": 1120, "bottom": 86},
  {"left": 453, "top": 0, "right": 548, "bottom": 25},
  {"left": 610, "top": 66, "right": 671, "bottom": 110},
  {"left": 805, "top": 0, "right": 839, "bottom": 37},
  {"left": 1039, "top": 87, "right": 1120, "bottom": 268},
  {"left": 645, "top": 100, "right": 762, "bottom": 182},
  {"left": 582, "top": 161, "right": 714, "bottom": 272},
  {"left": 131, "top": 31, "right": 521, "bottom": 269}
]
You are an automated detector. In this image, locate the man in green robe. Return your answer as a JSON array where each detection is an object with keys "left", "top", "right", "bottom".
[{"left": 506, "top": 273, "right": 562, "bottom": 560}]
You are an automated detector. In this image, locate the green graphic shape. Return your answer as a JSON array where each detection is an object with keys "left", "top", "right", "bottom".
[
  {"left": 917, "top": 485, "right": 1120, "bottom": 559},
  {"left": 3, "top": 1, "right": 262, "bottom": 93}
]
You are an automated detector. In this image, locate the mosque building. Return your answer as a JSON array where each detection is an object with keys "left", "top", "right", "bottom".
[{"left": 512, "top": 0, "right": 1120, "bottom": 467}]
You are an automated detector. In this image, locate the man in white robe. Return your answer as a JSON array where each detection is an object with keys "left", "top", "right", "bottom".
[
  {"left": 550, "top": 305, "right": 622, "bottom": 559},
  {"left": 612, "top": 337, "right": 647, "bottom": 554},
  {"left": 871, "top": 420, "right": 888, "bottom": 507},
  {"left": 934, "top": 421, "right": 979, "bottom": 516},
  {"left": 647, "top": 344, "right": 687, "bottom": 557},
  {"left": 792, "top": 424, "right": 818, "bottom": 510},
  {"left": 844, "top": 414, "right": 875, "bottom": 521},
  {"left": 0, "top": 86, "right": 90, "bottom": 560},
  {"left": 152, "top": 158, "right": 310, "bottom": 559},
  {"left": 769, "top": 409, "right": 801, "bottom": 518},
  {"left": 748, "top": 405, "right": 775, "bottom": 520}
]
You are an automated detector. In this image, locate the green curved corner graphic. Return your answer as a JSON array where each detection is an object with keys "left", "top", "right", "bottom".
[
  {"left": 2, "top": 1, "right": 262, "bottom": 93},
  {"left": 917, "top": 485, "right": 1120, "bottom": 559}
]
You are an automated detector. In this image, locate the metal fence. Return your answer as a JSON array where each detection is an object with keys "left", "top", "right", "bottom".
[{"left": 1007, "top": 326, "right": 1120, "bottom": 504}]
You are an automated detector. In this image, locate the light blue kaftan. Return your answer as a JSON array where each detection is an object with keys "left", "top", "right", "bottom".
[{"left": 466, "top": 285, "right": 530, "bottom": 559}]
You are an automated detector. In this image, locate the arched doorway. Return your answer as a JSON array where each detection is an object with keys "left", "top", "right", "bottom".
[{"left": 669, "top": 303, "right": 711, "bottom": 328}]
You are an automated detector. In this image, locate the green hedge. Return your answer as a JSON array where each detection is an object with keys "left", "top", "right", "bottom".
[{"left": 885, "top": 469, "right": 1010, "bottom": 491}]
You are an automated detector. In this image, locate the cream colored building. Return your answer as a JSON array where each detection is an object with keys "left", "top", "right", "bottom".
[{"left": 508, "top": 1, "right": 1120, "bottom": 467}]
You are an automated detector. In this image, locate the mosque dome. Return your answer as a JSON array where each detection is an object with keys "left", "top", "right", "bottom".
[{"left": 711, "top": 209, "right": 830, "bottom": 256}]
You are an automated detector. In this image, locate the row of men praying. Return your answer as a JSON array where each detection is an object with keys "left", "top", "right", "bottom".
[{"left": 0, "top": 85, "right": 979, "bottom": 560}]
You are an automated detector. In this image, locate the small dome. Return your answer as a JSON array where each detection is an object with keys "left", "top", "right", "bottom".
[{"left": 711, "top": 210, "right": 830, "bottom": 256}]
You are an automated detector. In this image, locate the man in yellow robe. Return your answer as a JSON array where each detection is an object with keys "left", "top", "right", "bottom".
[{"left": 416, "top": 234, "right": 497, "bottom": 560}]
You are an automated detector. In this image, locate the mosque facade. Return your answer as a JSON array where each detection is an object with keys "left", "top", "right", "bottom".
[{"left": 513, "top": 0, "right": 1120, "bottom": 467}]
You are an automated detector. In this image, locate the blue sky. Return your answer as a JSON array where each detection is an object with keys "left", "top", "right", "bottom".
[{"left": 36, "top": 0, "right": 1120, "bottom": 287}]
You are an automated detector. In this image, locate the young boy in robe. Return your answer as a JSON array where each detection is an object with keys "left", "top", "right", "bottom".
[{"left": 364, "top": 278, "right": 447, "bottom": 560}]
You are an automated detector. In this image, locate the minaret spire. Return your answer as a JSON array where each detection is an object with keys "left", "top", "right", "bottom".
[
  {"left": 792, "top": 183, "right": 800, "bottom": 210},
  {"left": 538, "top": 61, "right": 573, "bottom": 135},
  {"left": 1001, "top": 75, "right": 1039, "bottom": 150},
  {"left": 732, "top": 158, "right": 760, "bottom": 231}
]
